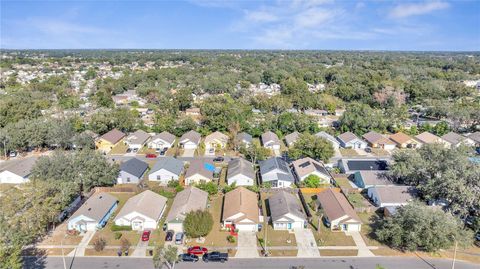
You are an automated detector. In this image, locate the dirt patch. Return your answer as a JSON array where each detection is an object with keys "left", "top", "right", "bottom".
[{"left": 320, "top": 249, "right": 358, "bottom": 256}]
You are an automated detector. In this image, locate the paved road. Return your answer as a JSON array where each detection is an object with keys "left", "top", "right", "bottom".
[{"left": 23, "top": 256, "right": 478, "bottom": 269}]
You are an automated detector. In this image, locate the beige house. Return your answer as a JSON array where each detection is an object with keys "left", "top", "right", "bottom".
[
  {"left": 204, "top": 131, "right": 229, "bottom": 155},
  {"left": 316, "top": 189, "right": 362, "bottom": 232},
  {"left": 184, "top": 159, "right": 214, "bottom": 185},
  {"left": 414, "top": 132, "right": 450, "bottom": 148},
  {"left": 222, "top": 187, "right": 259, "bottom": 231},
  {"left": 389, "top": 132, "right": 420, "bottom": 149},
  {"left": 362, "top": 131, "right": 396, "bottom": 150}
]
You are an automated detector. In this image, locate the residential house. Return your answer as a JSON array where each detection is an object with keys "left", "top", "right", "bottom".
[
  {"left": 389, "top": 132, "right": 420, "bottom": 149},
  {"left": 185, "top": 107, "right": 201, "bottom": 116},
  {"left": 226, "top": 158, "right": 255, "bottom": 186},
  {"left": 148, "top": 131, "right": 176, "bottom": 151},
  {"left": 124, "top": 130, "right": 150, "bottom": 151},
  {"left": 467, "top": 132, "right": 480, "bottom": 148},
  {"left": 222, "top": 187, "right": 259, "bottom": 231},
  {"left": 179, "top": 130, "right": 201, "bottom": 149},
  {"left": 315, "top": 131, "right": 340, "bottom": 149},
  {"left": 148, "top": 157, "right": 184, "bottom": 185},
  {"left": 337, "top": 132, "right": 367, "bottom": 149},
  {"left": 117, "top": 158, "right": 149, "bottom": 184},
  {"left": 184, "top": 159, "right": 214, "bottom": 185},
  {"left": 291, "top": 157, "right": 332, "bottom": 184},
  {"left": 261, "top": 131, "right": 281, "bottom": 150},
  {"left": 367, "top": 186, "right": 416, "bottom": 207},
  {"left": 284, "top": 131, "right": 300, "bottom": 147},
  {"left": 338, "top": 159, "right": 389, "bottom": 174},
  {"left": 316, "top": 189, "right": 362, "bottom": 232},
  {"left": 67, "top": 193, "right": 118, "bottom": 232},
  {"left": 353, "top": 171, "right": 392, "bottom": 189},
  {"left": 235, "top": 132, "right": 252, "bottom": 148},
  {"left": 204, "top": 131, "right": 229, "bottom": 155},
  {"left": 441, "top": 132, "right": 476, "bottom": 148},
  {"left": 95, "top": 129, "right": 126, "bottom": 153},
  {"left": 259, "top": 157, "right": 295, "bottom": 188},
  {"left": 0, "top": 157, "right": 37, "bottom": 184},
  {"left": 362, "top": 131, "right": 396, "bottom": 150},
  {"left": 114, "top": 190, "right": 167, "bottom": 230},
  {"left": 165, "top": 186, "right": 208, "bottom": 232},
  {"left": 269, "top": 190, "right": 307, "bottom": 230},
  {"left": 414, "top": 132, "right": 450, "bottom": 148}
]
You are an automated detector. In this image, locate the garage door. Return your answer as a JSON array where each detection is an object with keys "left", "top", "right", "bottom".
[
  {"left": 167, "top": 222, "right": 183, "bottom": 233},
  {"left": 236, "top": 224, "right": 257, "bottom": 232},
  {"left": 347, "top": 224, "right": 361, "bottom": 232}
]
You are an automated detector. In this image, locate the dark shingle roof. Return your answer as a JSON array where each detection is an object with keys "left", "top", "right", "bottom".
[
  {"left": 100, "top": 129, "right": 126, "bottom": 144},
  {"left": 269, "top": 191, "right": 306, "bottom": 221},
  {"left": 227, "top": 158, "right": 255, "bottom": 180},
  {"left": 120, "top": 158, "right": 149, "bottom": 178},
  {"left": 150, "top": 157, "right": 184, "bottom": 176}
]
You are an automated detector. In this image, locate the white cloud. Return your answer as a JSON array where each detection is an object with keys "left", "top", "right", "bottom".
[
  {"left": 389, "top": 1, "right": 449, "bottom": 19},
  {"left": 245, "top": 10, "right": 279, "bottom": 23},
  {"left": 294, "top": 8, "right": 337, "bottom": 28}
]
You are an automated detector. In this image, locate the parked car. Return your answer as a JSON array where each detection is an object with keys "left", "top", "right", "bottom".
[
  {"left": 213, "top": 157, "right": 224, "bottom": 162},
  {"left": 202, "top": 251, "right": 228, "bottom": 263},
  {"left": 178, "top": 253, "right": 199, "bottom": 262},
  {"left": 162, "top": 223, "right": 167, "bottom": 231},
  {"left": 9, "top": 151, "right": 17, "bottom": 157},
  {"left": 208, "top": 148, "right": 214, "bottom": 154},
  {"left": 187, "top": 246, "right": 208, "bottom": 255},
  {"left": 475, "top": 232, "right": 480, "bottom": 241},
  {"left": 146, "top": 153, "right": 157, "bottom": 158},
  {"left": 365, "top": 147, "right": 372, "bottom": 153},
  {"left": 175, "top": 232, "right": 184, "bottom": 245},
  {"left": 142, "top": 230, "right": 151, "bottom": 241},
  {"left": 165, "top": 230, "right": 174, "bottom": 241}
]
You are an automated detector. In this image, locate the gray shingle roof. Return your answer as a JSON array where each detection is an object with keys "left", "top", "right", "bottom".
[
  {"left": 269, "top": 191, "right": 306, "bottom": 221},
  {"left": 315, "top": 131, "right": 339, "bottom": 145},
  {"left": 227, "top": 158, "right": 255, "bottom": 181},
  {"left": 373, "top": 186, "right": 416, "bottom": 205},
  {"left": 261, "top": 131, "right": 280, "bottom": 145},
  {"left": 151, "top": 131, "right": 176, "bottom": 145},
  {"left": 120, "top": 158, "right": 149, "bottom": 178},
  {"left": 126, "top": 130, "right": 150, "bottom": 145},
  {"left": 2, "top": 157, "right": 37, "bottom": 178},
  {"left": 70, "top": 192, "right": 118, "bottom": 222},
  {"left": 441, "top": 132, "right": 471, "bottom": 146},
  {"left": 150, "top": 157, "right": 184, "bottom": 176},
  {"left": 468, "top": 132, "right": 480, "bottom": 143},
  {"left": 114, "top": 190, "right": 167, "bottom": 221},
  {"left": 166, "top": 186, "right": 208, "bottom": 222},
  {"left": 337, "top": 132, "right": 360, "bottom": 144},
  {"left": 259, "top": 157, "right": 295, "bottom": 183},
  {"left": 179, "top": 130, "right": 201, "bottom": 144},
  {"left": 236, "top": 132, "right": 252, "bottom": 144},
  {"left": 284, "top": 131, "right": 300, "bottom": 145},
  {"left": 185, "top": 159, "right": 214, "bottom": 179}
]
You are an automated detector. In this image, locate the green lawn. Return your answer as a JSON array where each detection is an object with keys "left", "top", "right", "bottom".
[
  {"left": 371, "top": 148, "right": 390, "bottom": 157},
  {"left": 339, "top": 148, "right": 358, "bottom": 157},
  {"left": 334, "top": 177, "right": 352, "bottom": 189},
  {"left": 109, "top": 143, "right": 129, "bottom": 155},
  {"left": 347, "top": 192, "right": 366, "bottom": 209},
  {"left": 357, "top": 211, "right": 383, "bottom": 246}
]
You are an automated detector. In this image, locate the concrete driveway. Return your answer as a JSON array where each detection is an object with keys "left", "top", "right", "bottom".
[
  {"left": 235, "top": 231, "right": 259, "bottom": 258},
  {"left": 348, "top": 231, "right": 375, "bottom": 257},
  {"left": 182, "top": 149, "right": 195, "bottom": 157},
  {"left": 132, "top": 238, "right": 148, "bottom": 257},
  {"left": 294, "top": 229, "right": 320, "bottom": 257},
  {"left": 68, "top": 231, "right": 95, "bottom": 257}
]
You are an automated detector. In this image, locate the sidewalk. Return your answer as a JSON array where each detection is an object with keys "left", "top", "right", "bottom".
[
  {"left": 347, "top": 231, "right": 375, "bottom": 257},
  {"left": 67, "top": 231, "right": 95, "bottom": 257}
]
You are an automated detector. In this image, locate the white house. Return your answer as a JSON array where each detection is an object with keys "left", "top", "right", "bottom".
[
  {"left": 269, "top": 190, "right": 307, "bottom": 230},
  {"left": 291, "top": 157, "right": 332, "bottom": 184},
  {"left": 67, "top": 193, "right": 118, "bottom": 232},
  {"left": 222, "top": 187, "right": 259, "bottom": 231},
  {"left": 148, "top": 157, "right": 184, "bottom": 185},
  {"left": 261, "top": 131, "right": 281, "bottom": 150},
  {"left": 117, "top": 158, "right": 149, "bottom": 184},
  {"left": 259, "top": 157, "right": 295, "bottom": 188},
  {"left": 0, "top": 157, "right": 37, "bottom": 184},
  {"left": 166, "top": 186, "right": 208, "bottom": 232},
  {"left": 204, "top": 131, "right": 229, "bottom": 155},
  {"left": 124, "top": 130, "right": 150, "bottom": 150},
  {"left": 148, "top": 131, "right": 176, "bottom": 151},
  {"left": 184, "top": 159, "right": 214, "bottom": 185},
  {"left": 316, "top": 189, "right": 362, "bottom": 232},
  {"left": 179, "top": 130, "right": 201, "bottom": 149},
  {"left": 367, "top": 186, "right": 416, "bottom": 207},
  {"left": 114, "top": 190, "right": 167, "bottom": 230},
  {"left": 316, "top": 131, "right": 340, "bottom": 149},
  {"left": 337, "top": 132, "right": 367, "bottom": 149},
  {"left": 226, "top": 158, "right": 255, "bottom": 186}
]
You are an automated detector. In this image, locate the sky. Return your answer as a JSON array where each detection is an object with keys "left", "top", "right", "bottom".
[{"left": 1, "top": 0, "right": 479, "bottom": 51}]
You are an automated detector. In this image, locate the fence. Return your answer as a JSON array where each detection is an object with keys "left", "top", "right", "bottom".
[
  {"left": 93, "top": 186, "right": 139, "bottom": 193},
  {"left": 299, "top": 187, "right": 341, "bottom": 194}
]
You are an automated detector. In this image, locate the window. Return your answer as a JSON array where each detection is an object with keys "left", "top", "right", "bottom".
[
  {"left": 127, "top": 177, "right": 130, "bottom": 182},
  {"left": 157, "top": 175, "right": 161, "bottom": 180}
]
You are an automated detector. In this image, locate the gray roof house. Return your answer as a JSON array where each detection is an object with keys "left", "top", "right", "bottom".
[
  {"left": 367, "top": 186, "right": 416, "bottom": 207},
  {"left": 261, "top": 131, "right": 281, "bottom": 150},
  {"left": 148, "top": 131, "right": 176, "bottom": 149},
  {"left": 117, "top": 158, "right": 149, "bottom": 184},
  {"left": 226, "top": 158, "right": 255, "bottom": 186},
  {"left": 315, "top": 131, "right": 340, "bottom": 149},
  {"left": 166, "top": 186, "right": 208, "bottom": 232},
  {"left": 148, "top": 157, "right": 184, "bottom": 184},
  {"left": 259, "top": 157, "right": 295, "bottom": 188},
  {"left": 337, "top": 132, "right": 368, "bottom": 149},
  {"left": 269, "top": 190, "right": 307, "bottom": 230},
  {"left": 125, "top": 130, "right": 151, "bottom": 149},
  {"left": 184, "top": 159, "right": 214, "bottom": 185},
  {"left": 468, "top": 131, "right": 480, "bottom": 146},
  {"left": 67, "top": 192, "right": 118, "bottom": 232},
  {"left": 284, "top": 131, "right": 300, "bottom": 147},
  {"left": 0, "top": 157, "right": 37, "bottom": 184},
  {"left": 179, "top": 130, "right": 201, "bottom": 149},
  {"left": 441, "top": 132, "right": 476, "bottom": 148},
  {"left": 236, "top": 132, "right": 253, "bottom": 147}
]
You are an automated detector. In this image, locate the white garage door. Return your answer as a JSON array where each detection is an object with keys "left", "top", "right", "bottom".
[
  {"left": 347, "top": 224, "right": 361, "bottom": 232},
  {"left": 167, "top": 222, "right": 183, "bottom": 233},
  {"left": 236, "top": 224, "right": 257, "bottom": 232}
]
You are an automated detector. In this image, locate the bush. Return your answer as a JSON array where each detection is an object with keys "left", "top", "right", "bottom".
[
  {"left": 158, "top": 189, "right": 176, "bottom": 199},
  {"left": 227, "top": 235, "right": 236, "bottom": 243},
  {"left": 184, "top": 210, "right": 214, "bottom": 238},
  {"left": 246, "top": 185, "right": 260, "bottom": 193},
  {"left": 114, "top": 232, "right": 122, "bottom": 240},
  {"left": 223, "top": 182, "right": 236, "bottom": 193},
  {"left": 111, "top": 224, "right": 132, "bottom": 231},
  {"left": 197, "top": 182, "right": 219, "bottom": 196},
  {"left": 167, "top": 180, "right": 180, "bottom": 188},
  {"left": 93, "top": 237, "right": 107, "bottom": 252},
  {"left": 121, "top": 238, "right": 131, "bottom": 252}
]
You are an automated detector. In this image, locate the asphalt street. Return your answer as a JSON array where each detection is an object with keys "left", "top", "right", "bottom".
[{"left": 23, "top": 256, "right": 479, "bottom": 269}]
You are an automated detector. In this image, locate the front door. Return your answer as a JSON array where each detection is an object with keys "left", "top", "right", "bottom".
[
  {"left": 132, "top": 221, "right": 143, "bottom": 231},
  {"left": 287, "top": 223, "right": 292, "bottom": 229}
]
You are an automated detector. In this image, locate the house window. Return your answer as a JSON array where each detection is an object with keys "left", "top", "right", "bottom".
[
  {"left": 157, "top": 175, "right": 161, "bottom": 180},
  {"left": 127, "top": 177, "right": 130, "bottom": 182}
]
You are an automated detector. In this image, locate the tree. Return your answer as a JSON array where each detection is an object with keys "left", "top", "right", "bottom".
[
  {"left": 153, "top": 245, "right": 178, "bottom": 269},
  {"left": 339, "top": 103, "right": 387, "bottom": 135},
  {"left": 288, "top": 133, "right": 334, "bottom": 163},
  {"left": 375, "top": 203, "right": 473, "bottom": 252},
  {"left": 303, "top": 175, "right": 321, "bottom": 188},
  {"left": 93, "top": 237, "right": 107, "bottom": 252},
  {"left": 240, "top": 140, "right": 270, "bottom": 164},
  {"left": 183, "top": 210, "right": 213, "bottom": 238},
  {"left": 196, "top": 181, "right": 218, "bottom": 196}
]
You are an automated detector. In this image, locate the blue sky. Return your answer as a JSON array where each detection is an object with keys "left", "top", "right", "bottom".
[{"left": 1, "top": 0, "right": 479, "bottom": 50}]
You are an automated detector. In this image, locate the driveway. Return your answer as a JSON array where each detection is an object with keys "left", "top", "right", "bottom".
[
  {"left": 67, "top": 231, "right": 95, "bottom": 257},
  {"left": 347, "top": 231, "right": 375, "bottom": 257},
  {"left": 294, "top": 229, "right": 320, "bottom": 257},
  {"left": 132, "top": 238, "right": 148, "bottom": 257},
  {"left": 235, "top": 231, "right": 259, "bottom": 258},
  {"left": 182, "top": 149, "right": 195, "bottom": 157}
]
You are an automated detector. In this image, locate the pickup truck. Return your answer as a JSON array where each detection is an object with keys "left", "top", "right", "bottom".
[{"left": 202, "top": 251, "right": 228, "bottom": 263}]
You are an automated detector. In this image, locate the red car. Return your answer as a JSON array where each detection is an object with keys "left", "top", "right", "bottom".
[
  {"left": 145, "top": 153, "right": 157, "bottom": 158},
  {"left": 187, "top": 246, "right": 208, "bottom": 255},
  {"left": 142, "top": 230, "right": 151, "bottom": 241}
]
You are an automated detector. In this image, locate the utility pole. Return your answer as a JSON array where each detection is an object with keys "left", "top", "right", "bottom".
[
  {"left": 451, "top": 236, "right": 457, "bottom": 269},
  {"left": 61, "top": 234, "right": 67, "bottom": 269}
]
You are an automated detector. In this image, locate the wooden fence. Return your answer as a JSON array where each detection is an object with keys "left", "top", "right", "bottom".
[
  {"left": 299, "top": 187, "right": 341, "bottom": 194},
  {"left": 93, "top": 186, "right": 139, "bottom": 193}
]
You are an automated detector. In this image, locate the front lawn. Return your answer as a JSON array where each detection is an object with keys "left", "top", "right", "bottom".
[
  {"left": 309, "top": 214, "right": 355, "bottom": 246},
  {"left": 333, "top": 177, "right": 353, "bottom": 189},
  {"left": 39, "top": 223, "right": 83, "bottom": 246},
  {"left": 320, "top": 249, "right": 358, "bottom": 256},
  {"left": 346, "top": 192, "right": 366, "bottom": 209},
  {"left": 371, "top": 148, "right": 390, "bottom": 157},
  {"left": 357, "top": 211, "right": 382, "bottom": 246},
  {"left": 339, "top": 148, "right": 358, "bottom": 157},
  {"left": 109, "top": 143, "right": 129, "bottom": 155}
]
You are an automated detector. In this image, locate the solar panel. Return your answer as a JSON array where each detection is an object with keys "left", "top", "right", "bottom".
[{"left": 299, "top": 161, "right": 311, "bottom": 168}]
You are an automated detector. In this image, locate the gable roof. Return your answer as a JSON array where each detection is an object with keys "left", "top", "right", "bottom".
[
  {"left": 120, "top": 158, "right": 149, "bottom": 178},
  {"left": 291, "top": 157, "right": 330, "bottom": 179},
  {"left": 222, "top": 187, "right": 259, "bottom": 223},
  {"left": 70, "top": 193, "right": 118, "bottom": 222},
  {"left": 126, "top": 130, "right": 150, "bottom": 145},
  {"left": 185, "top": 159, "right": 214, "bottom": 179},
  {"left": 337, "top": 132, "right": 361, "bottom": 144},
  {"left": 261, "top": 131, "right": 280, "bottom": 144},
  {"left": 236, "top": 132, "right": 252, "bottom": 143},
  {"left": 179, "top": 130, "right": 201, "bottom": 144},
  {"left": 317, "top": 189, "right": 361, "bottom": 222},
  {"left": 151, "top": 131, "right": 176, "bottom": 145},
  {"left": 166, "top": 186, "right": 208, "bottom": 222},
  {"left": 468, "top": 132, "right": 480, "bottom": 143},
  {"left": 414, "top": 132, "right": 443, "bottom": 144},
  {"left": 150, "top": 157, "right": 184, "bottom": 176},
  {"left": 227, "top": 158, "right": 255, "bottom": 180},
  {"left": 259, "top": 157, "right": 295, "bottom": 183},
  {"left": 1, "top": 157, "right": 37, "bottom": 178},
  {"left": 114, "top": 190, "right": 167, "bottom": 221},
  {"left": 356, "top": 171, "right": 392, "bottom": 186},
  {"left": 362, "top": 131, "right": 395, "bottom": 145},
  {"left": 204, "top": 131, "right": 229, "bottom": 145},
  {"left": 284, "top": 131, "right": 300, "bottom": 145},
  {"left": 269, "top": 191, "right": 306, "bottom": 221},
  {"left": 441, "top": 132, "right": 472, "bottom": 145},
  {"left": 389, "top": 132, "right": 414, "bottom": 145},
  {"left": 99, "top": 129, "right": 125, "bottom": 144},
  {"left": 372, "top": 186, "right": 416, "bottom": 205},
  {"left": 315, "top": 131, "right": 340, "bottom": 145}
]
